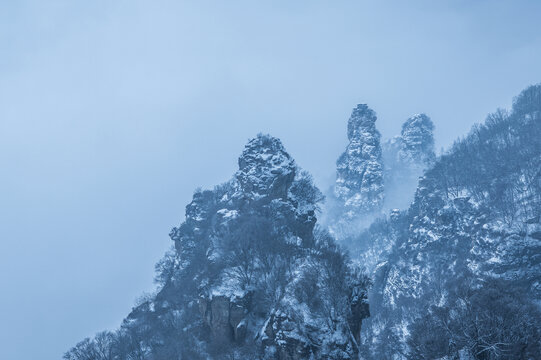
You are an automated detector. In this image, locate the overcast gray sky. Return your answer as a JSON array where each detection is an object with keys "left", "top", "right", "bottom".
[{"left": 1, "top": 1, "right": 541, "bottom": 359}]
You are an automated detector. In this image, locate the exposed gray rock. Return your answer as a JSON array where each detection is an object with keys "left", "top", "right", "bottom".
[
  {"left": 382, "top": 113, "right": 435, "bottom": 212},
  {"left": 398, "top": 113, "right": 435, "bottom": 166},
  {"left": 237, "top": 134, "right": 296, "bottom": 201},
  {"left": 199, "top": 295, "right": 248, "bottom": 345},
  {"left": 334, "top": 104, "right": 384, "bottom": 217}
]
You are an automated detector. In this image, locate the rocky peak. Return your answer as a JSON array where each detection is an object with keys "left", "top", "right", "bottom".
[
  {"left": 334, "top": 104, "right": 384, "bottom": 215},
  {"left": 118, "top": 133, "right": 369, "bottom": 360},
  {"left": 347, "top": 104, "right": 378, "bottom": 141},
  {"left": 359, "top": 87, "right": 541, "bottom": 358},
  {"left": 398, "top": 113, "right": 435, "bottom": 165},
  {"left": 236, "top": 134, "right": 296, "bottom": 200}
]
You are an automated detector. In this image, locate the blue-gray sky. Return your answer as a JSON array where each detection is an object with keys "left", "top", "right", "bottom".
[{"left": 1, "top": 1, "right": 541, "bottom": 359}]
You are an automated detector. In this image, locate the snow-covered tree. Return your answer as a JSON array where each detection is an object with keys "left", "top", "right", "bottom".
[{"left": 66, "top": 134, "right": 370, "bottom": 360}]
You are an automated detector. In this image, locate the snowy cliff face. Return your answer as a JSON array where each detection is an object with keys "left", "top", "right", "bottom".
[
  {"left": 237, "top": 135, "right": 296, "bottom": 201},
  {"left": 65, "top": 85, "right": 541, "bottom": 360},
  {"left": 334, "top": 104, "right": 384, "bottom": 217},
  {"left": 65, "top": 134, "right": 370, "bottom": 360},
  {"left": 327, "top": 109, "right": 434, "bottom": 254},
  {"left": 358, "top": 86, "right": 541, "bottom": 359},
  {"left": 382, "top": 114, "right": 435, "bottom": 212},
  {"left": 398, "top": 113, "right": 435, "bottom": 166}
]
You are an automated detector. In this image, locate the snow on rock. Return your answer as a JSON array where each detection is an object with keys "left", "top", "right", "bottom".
[
  {"left": 382, "top": 113, "right": 435, "bottom": 212},
  {"left": 357, "top": 86, "right": 541, "bottom": 358},
  {"left": 69, "top": 133, "right": 370, "bottom": 360},
  {"left": 334, "top": 104, "right": 384, "bottom": 217},
  {"left": 398, "top": 113, "right": 435, "bottom": 166},
  {"left": 237, "top": 134, "right": 296, "bottom": 200}
]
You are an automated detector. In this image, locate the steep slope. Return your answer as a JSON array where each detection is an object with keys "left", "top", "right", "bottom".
[
  {"left": 358, "top": 85, "right": 541, "bottom": 359},
  {"left": 65, "top": 134, "right": 370, "bottom": 360},
  {"left": 327, "top": 108, "right": 435, "bottom": 245},
  {"left": 345, "top": 114, "right": 436, "bottom": 275},
  {"left": 383, "top": 114, "right": 436, "bottom": 211},
  {"left": 333, "top": 104, "right": 385, "bottom": 218}
]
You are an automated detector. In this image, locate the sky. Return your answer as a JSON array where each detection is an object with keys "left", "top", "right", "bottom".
[{"left": 1, "top": 1, "right": 541, "bottom": 359}]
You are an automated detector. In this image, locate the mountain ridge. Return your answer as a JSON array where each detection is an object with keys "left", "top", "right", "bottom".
[{"left": 65, "top": 84, "right": 541, "bottom": 360}]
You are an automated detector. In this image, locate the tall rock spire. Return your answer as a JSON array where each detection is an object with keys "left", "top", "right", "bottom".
[
  {"left": 334, "top": 104, "right": 384, "bottom": 217},
  {"left": 398, "top": 113, "right": 435, "bottom": 166},
  {"left": 382, "top": 113, "right": 436, "bottom": 211}
]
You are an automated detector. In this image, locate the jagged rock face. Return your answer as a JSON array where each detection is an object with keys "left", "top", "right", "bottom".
[
  {"left": 398, "top": 113, "right": 435, "bottom": 165},
  {"left": 335, "top": 104, "right": 384, "bottom": 216},
  {"left": 168, "top": 134, "right": 368, "bottom": 359},
  {"left": 237, "top": 135, "right": 296, "bottom": 200},
  {"left": 382, "top": 113, "right": 435, "bottom": 170},
  {"left": 382, "top": 114, "right": 435, "bottom": 212},
  {"left": 261, "top": 311, "right": 313, "bottom": 360},
  {"left": 358, "top": 85, "right": 541, "bottom": 359},
  {"left": 68, "top": 133, "right": 370, "bottom": 360},
  {"left": 198, "top": 295, "right": 248, "bottom": 344}
]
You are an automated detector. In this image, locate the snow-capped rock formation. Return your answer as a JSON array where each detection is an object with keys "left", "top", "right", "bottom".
[
  {"left": 65, "top": 134, "right": 370, "bottom": 360},
  {"left": 236, "top": 135, "right": 296, "bottom": 201},
  {"left": 358, "top": 85, "right": 541, "bottom": 359},
  {"left": 398, "top": 113, "right": 435, "bottom": 166},
  {"left": 65, "top": 84, "right": 541, "bottom": 360},
  {"left": 382, "top": 113, "right": 435, "bottom": 212},
  {"left": 334, "top": 104, "right": 384, "bottom": 218}
]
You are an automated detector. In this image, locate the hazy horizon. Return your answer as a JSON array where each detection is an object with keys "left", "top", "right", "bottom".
[{"left": 2, "top": 1, "right": 541, "bottom": 359}]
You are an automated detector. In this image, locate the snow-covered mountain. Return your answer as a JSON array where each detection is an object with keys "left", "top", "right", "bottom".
[
  {"left": 66, "top": 85, "right": 541, "bottom": 360},
  {"left": 358, "top": 85, "right": 541, "bottom": 359},
  {"left": 65, "top": 134, "right": 370, "bottom": 360},
  {"left": 326, "top": 106, "right": 436, "bottom": 244},
  {"left": 383, "top": 114, "right": 436, "bottom": 212}
]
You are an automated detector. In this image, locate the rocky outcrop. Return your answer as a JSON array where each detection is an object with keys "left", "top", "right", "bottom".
[
  {"left": 261, "top": 312, "right": 313, "bottom": 360},
  {"left": 382, "top": 113, "right": 435, "bottom": 211},
  {"left": 358, "top": 85, "right": 541, "bottom": 359},
  {"left": 398, "top": 113, "right": 435, "bottom": 166},
  {"left": 237, "top": 134, "right": 296, "bottom": 201},
  {"left": 334, "top": 104, "right": 384, "bottom": 217},
  {"left": 67, "top": 133, "right": 370, "bottom": 360},
  {"left": 199, "top": 295, "right": 248, "bottom": 344}
]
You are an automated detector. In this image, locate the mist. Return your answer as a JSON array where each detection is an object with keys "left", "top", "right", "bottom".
[{"left": 2, "top": 1, "right": 541, "bottom": 359}]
